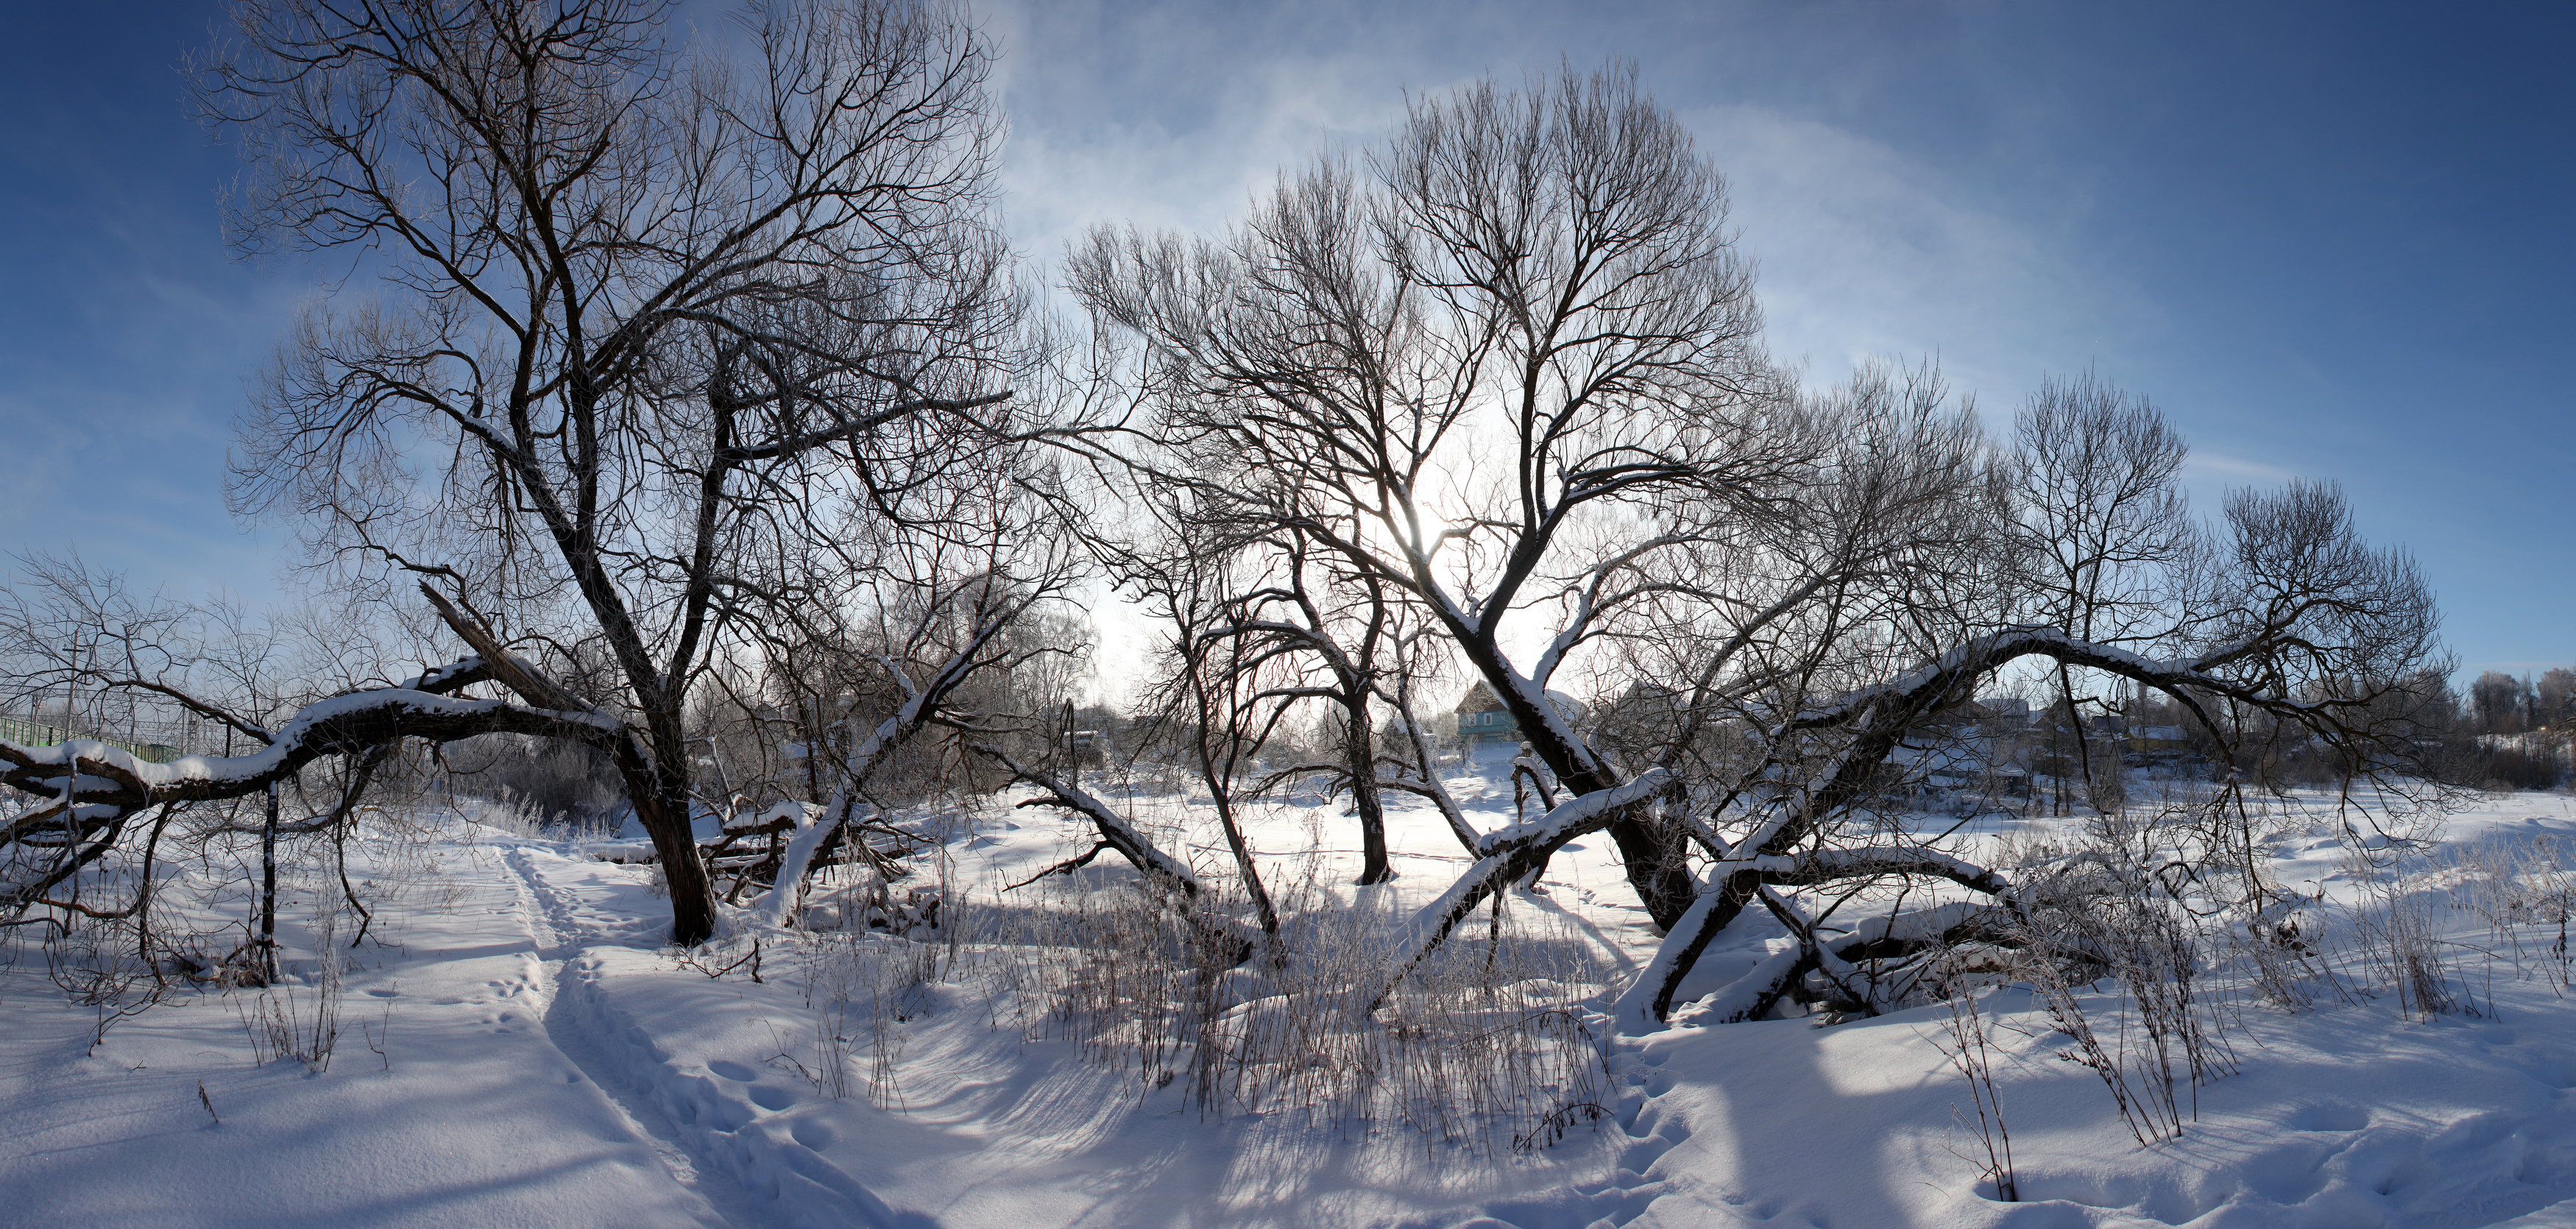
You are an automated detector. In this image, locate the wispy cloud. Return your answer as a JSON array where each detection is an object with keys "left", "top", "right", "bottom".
[
  {"left": 985, "top": 0, "right": 2175, "bottom": 417},
  {"left": 2184, "top": 450, "right": 2299, "bottom": 485},
  {"left": 1689, "top": 102, "right": 2165, "bottom": 408}
]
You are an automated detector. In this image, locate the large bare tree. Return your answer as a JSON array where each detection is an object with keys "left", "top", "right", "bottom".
[
  {"left": 1069, "top": 63, "right": 1791, "bottom": 929},
  {"left": 1066, "top": 62, "right": 2450, "bottom": 1027},
  {"left": 0, "top": 0, "right": 1033, "bottom": 946}
]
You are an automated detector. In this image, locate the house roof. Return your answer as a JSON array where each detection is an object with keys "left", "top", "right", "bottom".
[
  {"left": 1454, "top": 686, "right": 1509, "bottom": 715},
  {"left": 1450, "top": 682, "right": 1590, "bottom": 724}
]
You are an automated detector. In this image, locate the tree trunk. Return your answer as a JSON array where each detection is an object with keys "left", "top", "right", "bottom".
[
  {"left": 615, "top": 727, "right": 718, "bottom": 947},
  {"left": 638, "top": 782, "right": 718, "bottom": 947},
  {"left": 261, "top": 781, "right": 278, "bottom": 981},
  {"left": 1457, "top": 640, "right": 1696, "bottom": 929},
  {"left": 1345, "top": 693, "right": 1392, "bottom": 885},
  {"left": 1601, "top": 812, "right": 1695, "bottom": 929}
]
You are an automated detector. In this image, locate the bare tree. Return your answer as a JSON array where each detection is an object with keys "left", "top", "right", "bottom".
[
  {"left": 755, "top": 538, "right": 1083, "bottom": 927},
  {"left": 169, "top": 0, "right": 1027, "bottom": 944},
  {"left": 2538, "top": 668, "right": 2576, "bottom": 729},
  {"left": 2470, "top": 670, "right": 2530, "bottom": 736},
  {"left": 1068, "top": 62, "right": 1788, "bottom": 929},
  {"left": 3, "top": 34, "right": 2465, "bottom": 1072},
  {"left": 1201, "top": 528, "right": 1406, "bottom": 885},
  {"left": 1056, "top": 59, "right": 2455, "bottom": 1034},
  {"left": 2013, "top": 372, "right": 2197, "bottom": 650},
  {"left": 1594, "top": 477, "right": 2450, "bottom": 1027},
  {"left": 2011, "top": 372, "right": 2199, "bottom": 812}
]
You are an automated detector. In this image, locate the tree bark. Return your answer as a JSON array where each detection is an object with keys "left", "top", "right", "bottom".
[{"left": 1345, "top": 690, "right": 1392, "bottom": 885}]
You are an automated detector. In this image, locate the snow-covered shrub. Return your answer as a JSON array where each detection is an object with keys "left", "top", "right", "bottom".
[
  {"left": 1911, "top": 811, "right": 2246, "bottom": 1146},
  {"left": 1929, "top": 993, "right": 2018, "bottom": 1201},
  {"left": 2229, "top": 893, "right": 2332, "bottom": 1013},
  {"left": 787, "top": 927, "right": 944, "bottom": 1108},
  {"left": 2452, "top": 832, "right": 2576, "bottom": 996},
  {"left": 464, "top": 790, "right": 553, "bottom": 843},
  {"left": 437, "top": 734, "right": 629, "bottom": 828},
  {"left": 237, "top": 910, "right": 343, "bottom": 1072},
  {"left": 9, "top": 789, "right": 410, "bottom": 1044},
  {"left": 984, "top": 855, "right": 1609, "bottom": 1150},
  {"left": 2342, "top": 845, "right": 2471, "bottom": 1019},
  {"left": 774, "top": 850, "right": 977, "bottom": 1108}
]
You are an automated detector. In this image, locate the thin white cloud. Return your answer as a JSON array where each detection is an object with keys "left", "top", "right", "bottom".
[
  {"left": 2469, "top": 662, "right": 2567, "bottom": 676},
  {"left": 2184, "top": 450, "right": 2300, "bottom": 485},
  {"left": 1683, "top": 102, "right": 2167, "bottom": 412},
  {"left": 985, "top": 0, "right": 1416, "bottom": 263},
  {"left": 975, "top": 4, "right": 2200, "bottom": 702}
]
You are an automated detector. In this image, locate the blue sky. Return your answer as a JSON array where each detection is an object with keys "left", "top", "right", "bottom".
[{"left": 4, "top": 1, "right": 2569, "bottom": 686}]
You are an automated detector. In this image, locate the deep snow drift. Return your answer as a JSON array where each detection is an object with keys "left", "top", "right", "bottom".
[{"left": 5, "top": 751, "right": 2576, "bottom": 1228}]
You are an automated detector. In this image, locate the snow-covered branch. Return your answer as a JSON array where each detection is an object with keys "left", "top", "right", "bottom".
[
  {"left": 1613, "top": 899, "right": 2003, "bottom": 1035},
  {"left": 757, "top": 602, "right": 1032, "bottom": 928},
  {"left": 1613, "top": 839, "right": 2019, "bottom": 1030},
  {"left": 1367, "top": 769, "right": 1671, "bottom": 1007},
  {"left": 0, "top": 681, "right": 630, "bottom": 916},
  {"left": 1, "top": 688, "right": 622, "bottom": 814},
  {"left": 968, "top": 745, "right": 1202, "bottom": 896}
]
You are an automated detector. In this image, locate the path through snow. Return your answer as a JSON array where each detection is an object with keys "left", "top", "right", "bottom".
[{"left": 0, "top": 839, "right": 730, "bottom": 1227}]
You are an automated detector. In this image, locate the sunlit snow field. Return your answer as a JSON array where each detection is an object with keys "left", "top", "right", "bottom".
[{"left": 6, "top": 746, "right": 2576, "bottom": 1228}]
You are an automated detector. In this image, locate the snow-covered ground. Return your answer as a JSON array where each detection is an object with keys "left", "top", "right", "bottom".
[{"left": 7, "top": 750, "right": 2576, "bottom": 1228}]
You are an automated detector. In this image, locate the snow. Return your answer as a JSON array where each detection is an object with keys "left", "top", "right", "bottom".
[
  {"left": 749, "top": 800, "right": 829, "bottom": 928},
  {"left": 4, "top": 754, "right": 2576, "bottom": 1227},
  {"left": 1618, "top": 978, "right": 2576, "bottom": 1229},
  {"left": 0, "top": 837, "right": 731, "bottom": 1228}
]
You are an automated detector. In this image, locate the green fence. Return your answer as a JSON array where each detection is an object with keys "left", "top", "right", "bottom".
[{"left": 0, "top": 714, "right": 189, "bottom": 763}]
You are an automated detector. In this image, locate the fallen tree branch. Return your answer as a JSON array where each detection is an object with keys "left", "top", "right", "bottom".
[
  {"left": 752, "top": 597, "right": 1041, "bottom": 929},
  {"left": 417, "top": 586, "right": 595, "bottom": 715},
  {"left": 0, "top": 684, "right": 630, "bottom": 915},
  {"left": 968, "top": 745, "right": 1202, "bottom": 896},
  {"left": 1615, "top": 900, "right": 2005, "bottom": 1033},
  {"left": 1367, "top": 769, "right": 1671, "bottom": 1008},
  {"left": 2, "top": 690, "right": 624, "bottom": 812},
  {"left": 1003, "top": 840, "right": 1117, "bottom": 890},
  {"left": 1615, "top": 618, "right": 2408, "bottom": 1028}
]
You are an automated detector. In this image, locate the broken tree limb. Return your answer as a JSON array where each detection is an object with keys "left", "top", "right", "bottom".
[
  {"left": 1610, "top": 618, "right": 2368, "bottom": 1028},
  {"left": 2, "top": 689, "right": 624, "bottom": 814},
  {"left": 1004, "top": 840, "right": 1117, "bottom": 890},
  {"left": 971, "top": 745, "right": 1267, "bottom": 966},
  {"left": 1760, "top": 847, "right": 2019, "bottom": 899},
  {"left": 417, "top": 585, "right": 595, "bottom": 715},
  {"left": 1680, "top": 944, "right": 1811, "bottom": 1027},
  {"left": 752, "top": 598, "right": 1041, "bottom": 929},
  {"left": 737, "top": 800, "right": 826, "bottom": 925},
  {"left": 1367, "top": 769, "right": 1671, "bottom": 1008},
  {"left": 394, "top": 654, "right": 498, "bottom": 697},
  {"left": 1615, "top": 899, "right": 2007, "bottom": 1034},
  {"left": 1611, "top": 841, "right": 2021, "bottom": 1030},
  {"left": 0, "top": 682, "right": 631, "bottom": 916},
  {"left": 969, "top": 744, "right": 1202, "bottom": 896}
]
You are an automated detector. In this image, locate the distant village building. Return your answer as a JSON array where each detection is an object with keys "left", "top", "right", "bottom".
[
  {"left": 1454, "top": 687, "right": 1514, "bottom": 742},
  {"left": 1972, "top": 697, "right": 2031, "bottom": 726},
  {"left": 2127, "top": 725, "right": 2190, "bottom": 758},
  {"left": 1450, "top": 684, "right": 1590, "bottom": 744},
  {"left": 1889, "top": 736, "right": 2032, "bottom": 801}
]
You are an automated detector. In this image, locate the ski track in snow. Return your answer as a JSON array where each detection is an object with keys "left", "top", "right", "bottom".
[{"left": 0, "top": 840, "right": 744, "bottom": 1228}]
